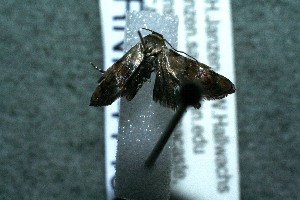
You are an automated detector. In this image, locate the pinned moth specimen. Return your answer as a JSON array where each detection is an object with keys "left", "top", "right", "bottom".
[{"left": 90, "top": 28, "right": 235, "bottom": 110}]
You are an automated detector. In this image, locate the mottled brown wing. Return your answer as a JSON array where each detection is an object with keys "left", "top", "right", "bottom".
[
  {"left": 153, "top": 48, "right": 235, "bottom": 109},
  {"left": 121, "top": 55, "right": 155, "bottom": 101},
  {"left": 90, "top": 43, "right": 145, "bottom": 106},
  {"left": 153, "top": 48, "right": 181, "bottom": 109},
  {"left": 163, "top": 49, "right": 235, "bottom": 102}
]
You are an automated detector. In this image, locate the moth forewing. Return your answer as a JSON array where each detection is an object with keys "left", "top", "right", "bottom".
[
  {"left": 153, "top": 49, "right": 181, "bottom": 110},
  {"left": 121, "top": 55, "right": 155, "bottom": 101},
  {"left": 90, "top": 42, "right": 145, "bottom": 107}
]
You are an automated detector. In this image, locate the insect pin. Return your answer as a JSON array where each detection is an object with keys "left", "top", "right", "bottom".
[{"left": 90, "top": 28, "right": 235, "bottom": 110}]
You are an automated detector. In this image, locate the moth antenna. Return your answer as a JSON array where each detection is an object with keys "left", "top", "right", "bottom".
[
  {"left": 142, "top": 28, "right": 164, "bottom": 38},
  {"left": 137, "top": 30, "right": 146, "bottom": 51},
  {"left": 90, "top": 62, "right": 105, "bottom": 74},
  {"left": 164, "top": 39, "right": 199, "bottom": 63},
  {"left": 142, "top": 27, "right": 154, "bottom": 33}
]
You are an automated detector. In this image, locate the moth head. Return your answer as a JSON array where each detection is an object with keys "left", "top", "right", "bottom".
[
  {"left": 198, "top": 70, "right": 236, "bottom": 100},
  {"left": 142, "top": 33, "right": 165, "bottom": 54}
]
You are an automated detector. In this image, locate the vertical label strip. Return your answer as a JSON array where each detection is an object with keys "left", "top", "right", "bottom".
[{"left": 99, "top": 1, "right": 144, "bottom": 200}]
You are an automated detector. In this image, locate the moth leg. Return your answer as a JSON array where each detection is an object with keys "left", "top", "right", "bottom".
[{"left": 90, "top": 62, "right": 105, "bottom": 74}]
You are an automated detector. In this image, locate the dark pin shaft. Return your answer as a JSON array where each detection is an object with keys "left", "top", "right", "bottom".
[
  {"left": 144, "top": 104, "right": 186, "bottom": 168},
  {"left": 145, "top": 82, "right": 202, "bottom": 168}
]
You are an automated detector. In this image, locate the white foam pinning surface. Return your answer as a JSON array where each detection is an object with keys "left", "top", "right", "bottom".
[{"left": 115, "top": 11, "right": 178, "bottom": 200}]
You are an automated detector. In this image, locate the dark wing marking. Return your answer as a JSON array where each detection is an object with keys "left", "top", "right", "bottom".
[
  {"left": 163, "top": 49, "right": 235, "bottom": 103},
  {"left": 90, "top": 43, "right": 144, "bottom": 106},
  {"left": 153, "top": 48, "right": 181, "bottom": 110},
  {"left": 121, "top": 33, "right": 167, "bottom": 102},
  {"left": 121, "top": 55, "right": 155, "bottom": 101}
]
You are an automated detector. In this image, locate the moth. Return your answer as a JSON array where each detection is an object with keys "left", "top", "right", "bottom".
[{"left": 90, "top": 28, "right": 235, "bottom": 110}]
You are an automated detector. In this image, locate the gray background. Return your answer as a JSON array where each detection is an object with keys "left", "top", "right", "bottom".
[{"left": 0, "top": 1, "right": 299, "bottom": 200}]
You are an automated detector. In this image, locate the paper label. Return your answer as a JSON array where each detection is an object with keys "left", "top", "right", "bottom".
[{"left": 99, "top": 0, "right": 239, "bottom": 199}]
